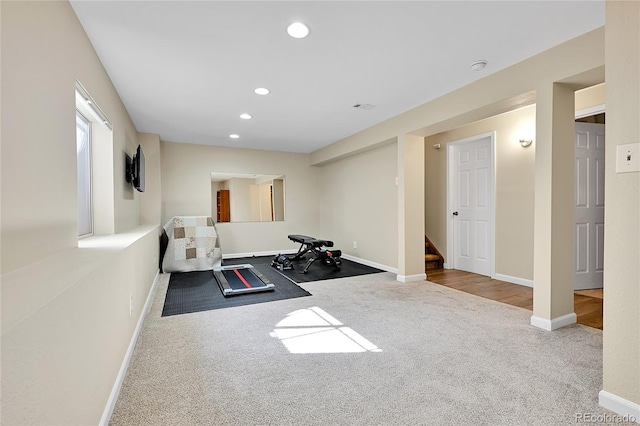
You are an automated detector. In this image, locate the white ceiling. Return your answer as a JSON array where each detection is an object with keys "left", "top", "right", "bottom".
[{"left": 70, "top": 1, "right": 604, "bottom": 154}]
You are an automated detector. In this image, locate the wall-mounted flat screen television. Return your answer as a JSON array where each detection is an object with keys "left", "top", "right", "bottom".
[
  {"left": 133, "top": 144, "right": 145, "bottom": 192},
  {"left": 125, "top": 145, "right": 145, "bottom": 192}
]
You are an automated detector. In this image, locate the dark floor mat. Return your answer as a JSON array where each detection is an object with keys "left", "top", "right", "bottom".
[
  {"left": 225, "top": 255, "right": 385, "bottom": 284},
  {"left": 161, "top": 263, "right": 311, "bottom": 317}
]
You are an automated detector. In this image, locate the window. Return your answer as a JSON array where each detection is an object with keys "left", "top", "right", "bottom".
[
  {"left": 75, "top": 81, "right": 114, "bottom": 237},
  {"left": 76, "top": 111, "right": 92, "bottom": 236}
]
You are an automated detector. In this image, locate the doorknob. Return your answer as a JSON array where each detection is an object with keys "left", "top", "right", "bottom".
[{"left": 452, "top": 211, "right": 459, "bottom": 216}]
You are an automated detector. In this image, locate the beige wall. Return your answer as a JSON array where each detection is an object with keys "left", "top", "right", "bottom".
[
  {"left": 2, "top": 1, "right": 637, "bottom": 423},
  {"left": 423, "top": 83, "right": 606, "bottom": 282},
  {"left": 138, "top": 132, "right": 163, "bottom": 228},
  {"left": 425, "top": 106, "right": 536, "bottom": 281},
  {"left": 228, "top": 177, "right": 254, "bottom": 222},
  {"left": 398, "top": 134, "right": 427, "bottom": 278},
  {"left": 1, "top": 227, "right": 158, "bottom": 424},
  {"left": 160, "top": 141, "right": 321, "bottom": 255},
  {"left": 312, "top": 27, "right": 604, "bottom": 281},
  {"left": 1, "top": 1, "right": 143, "bottom": 273},
  {"left": 1, "top": 2, "right": 159, "bottom": 424},
  {"left": 160, "top": 140, "right": 399, "bottom": 268},
  {"left": 318, "top": 142, "right": 398, "bottom": 268},
  {"left": 273, "top": 178, "right": 285, "bottom": 221},
  {"left": 576, "top": 83, "right": 606, "bottom": 111},
  {"left": 602, "top": 0, "right": 640, "bottom": 409}
]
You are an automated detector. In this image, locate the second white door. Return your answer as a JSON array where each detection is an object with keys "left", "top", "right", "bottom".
[{"left": 574, "top": 122, "right": 605, "bottom": 290}]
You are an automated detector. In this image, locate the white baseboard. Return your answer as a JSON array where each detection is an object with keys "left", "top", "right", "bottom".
[
  {"left": 397, "top": 273, "right": 427, "bottom": 283},
  {"left": 599, "top": 390, "right": 640, "bottom": 424},
  {"left": 100, "top": 270, "right": 160, "bottom": 426},
  {"left": 223, "top": 249, "right": 296, "bottom": 259},
  {"left": 530, "top": 312, "right": 577, "bottom": 331},
  {"left": 340, "top": 254, "right": 397, "bottom": 274},
  {"left": 434, "top": 268, "right": 533, "bottom": 287},
  {"left": 224, "top": 252, "right": 399, "bottom": 275},
  {"left": 494, "top": 273, "right": 533, "bottom": 288}
]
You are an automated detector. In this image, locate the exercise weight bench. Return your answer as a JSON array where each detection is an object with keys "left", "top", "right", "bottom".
[{"left": 287, "top": 234, "right": 342, "bottom": 274}]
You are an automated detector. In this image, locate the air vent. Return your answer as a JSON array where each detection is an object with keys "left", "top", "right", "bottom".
[{"left": 353, "top": 103, "right": 376, "bottom": 110}]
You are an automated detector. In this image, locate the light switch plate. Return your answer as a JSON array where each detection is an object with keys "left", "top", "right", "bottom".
[{"left": 616, "top": 142, "right": 640, "bottom": 173}]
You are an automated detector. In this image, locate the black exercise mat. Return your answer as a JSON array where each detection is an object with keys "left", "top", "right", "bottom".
[
  {"left": 161, "top": 263, "right": 311, "bottom": 317},
  {"left": 226, "top": 255, "right": 385, "bottom": 284}
]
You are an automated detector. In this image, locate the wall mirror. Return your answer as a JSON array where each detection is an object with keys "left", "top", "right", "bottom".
[{"left": 211, "top": 172, "right": 285, "bottom": 223}]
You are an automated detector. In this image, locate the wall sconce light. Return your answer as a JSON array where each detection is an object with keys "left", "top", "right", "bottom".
[{"left": 519, "top": 138, "right": 533, "bottom": 148}]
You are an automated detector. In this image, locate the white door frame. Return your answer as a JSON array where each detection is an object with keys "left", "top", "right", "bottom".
[
  {"left": 446, "top": 131, "right": 496, "bottom": 278},
  {"left": 575, "top": 104, "right": 605, "bottom": 120}
]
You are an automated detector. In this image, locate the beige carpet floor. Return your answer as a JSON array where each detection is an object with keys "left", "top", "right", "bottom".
[{"left": 110, "top": 271, "right": 610, "bottom": 425}]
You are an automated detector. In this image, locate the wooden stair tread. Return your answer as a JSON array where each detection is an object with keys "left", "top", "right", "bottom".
[{"left": 424, "top": 235, "right": 444, "bottom": 270}]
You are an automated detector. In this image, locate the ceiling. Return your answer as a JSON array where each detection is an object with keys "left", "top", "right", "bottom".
[{"left": 70, "top": 1, "right": 605, "bottom": 154}]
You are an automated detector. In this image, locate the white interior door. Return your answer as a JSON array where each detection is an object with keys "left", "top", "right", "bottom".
[
  {"left": 574, "top": 122, "right": 605, "bottom": 290},
  {"left": 448, "top": 134, "right": 494, "bottom": 276}
]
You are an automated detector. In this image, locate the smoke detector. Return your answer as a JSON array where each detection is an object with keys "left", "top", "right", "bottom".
[{"left": 471, "top": 60, "right": 488, "bottom": 72}]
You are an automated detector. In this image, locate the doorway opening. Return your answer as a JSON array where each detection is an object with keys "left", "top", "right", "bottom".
[{"left": 574, "top": 107, "right": 605, "bottom": 293}]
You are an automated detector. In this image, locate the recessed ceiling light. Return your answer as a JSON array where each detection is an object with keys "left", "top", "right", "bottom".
[
  {"left": 287, "top": 22, "right": 309, "bottom": 39},
  {"left": 230, "top": 134, "right": 239, "bottom": 139},
  {"left": 254, "top": 87, "right": 270, "bottom": 95},
  {"left": 240, "top": 113, "right": 252, "bottom": 120}
]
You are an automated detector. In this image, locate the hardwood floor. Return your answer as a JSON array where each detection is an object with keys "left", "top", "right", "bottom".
[
  {"left": 575, "top": 288, "right": 604, "bottom": 299},
  {"left": 426, "top": 269, "right": 603, "bottom": 330}
]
